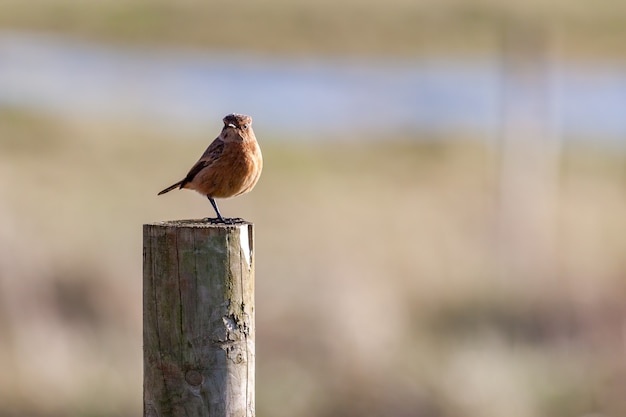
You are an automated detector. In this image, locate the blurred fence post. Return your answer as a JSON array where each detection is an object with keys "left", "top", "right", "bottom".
[
  {"left": 497, "top": 20, "right": 561, "bottom": 280},
  {"left": 143, "top": 220, "right": 255, "bottom": 417}
]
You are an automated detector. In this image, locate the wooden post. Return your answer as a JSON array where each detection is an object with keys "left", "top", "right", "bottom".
[{"left": 143, "top": 220, "right": 255, "bottom": 417}]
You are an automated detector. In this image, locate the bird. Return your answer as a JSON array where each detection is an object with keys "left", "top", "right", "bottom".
[{"left": 158, "top": 113, "right": 262, "bottom": 223}]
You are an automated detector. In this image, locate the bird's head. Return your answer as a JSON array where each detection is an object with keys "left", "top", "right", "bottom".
[{"left": 222, "top": 113, "right": 253, "bottom": 142}]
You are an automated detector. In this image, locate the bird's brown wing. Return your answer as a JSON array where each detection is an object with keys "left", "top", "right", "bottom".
[{"left": 179, "top": 138, "right": 225, "bottom": 188}]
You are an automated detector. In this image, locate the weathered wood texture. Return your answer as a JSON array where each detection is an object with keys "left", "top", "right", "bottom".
[{"left": 143, "top": 220, "right": 255, "bottom": 417}]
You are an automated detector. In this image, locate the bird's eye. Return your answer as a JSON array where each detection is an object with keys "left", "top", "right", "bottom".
[{"left": 242, "top": 124, "right": 248, "bottom": 129}]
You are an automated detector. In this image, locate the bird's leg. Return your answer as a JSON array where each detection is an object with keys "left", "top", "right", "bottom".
[{"left": 207, "top": 196, "right": 226, "bottom": 223}]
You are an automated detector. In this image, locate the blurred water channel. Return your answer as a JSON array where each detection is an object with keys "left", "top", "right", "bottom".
[{"left": 0, "top": 31, "right": 624, "bottom": 141}]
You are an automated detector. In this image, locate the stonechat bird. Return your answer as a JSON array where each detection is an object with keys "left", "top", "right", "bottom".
[{"left": 158, "top": 113, "right": 262, "bottom": 222}]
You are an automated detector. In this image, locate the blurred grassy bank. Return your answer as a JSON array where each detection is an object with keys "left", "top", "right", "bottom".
[
  {"left": 1, "top": 108, "right": 625, "bottom": 417},
  {"left": 2, "top": 0, "right": 626, "bottom": 58}
]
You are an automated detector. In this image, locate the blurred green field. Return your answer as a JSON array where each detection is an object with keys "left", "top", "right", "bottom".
[
  {"left": 2, "top": 0, "right": 626, "bottom": 57},
  {"left": 1, "top": 109, "right": 625, "bottom": 417}
]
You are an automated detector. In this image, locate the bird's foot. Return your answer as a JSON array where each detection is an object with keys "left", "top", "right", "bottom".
[{"left": 203, "top": 217, "right": 226, "bottom": 224}]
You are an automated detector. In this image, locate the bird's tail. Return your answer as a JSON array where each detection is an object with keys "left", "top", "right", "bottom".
[{"left": 157, "top": 181, "right": 184, "bottom": 195}]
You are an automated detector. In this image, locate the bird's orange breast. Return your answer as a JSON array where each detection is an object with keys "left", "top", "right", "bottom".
[{"left": 187, "top": 140, "right": 262, "bottom": 199}]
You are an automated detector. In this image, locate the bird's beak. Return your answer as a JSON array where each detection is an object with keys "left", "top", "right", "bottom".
[{"left": 228, "top": 123, "right": 237, "bottom": 129}]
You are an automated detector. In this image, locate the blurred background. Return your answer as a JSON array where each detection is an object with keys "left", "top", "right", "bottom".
[{"left": 1, "top": 1, "right": 625, "bottom": 416}]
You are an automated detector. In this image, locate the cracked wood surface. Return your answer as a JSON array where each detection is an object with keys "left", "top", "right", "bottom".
[{"left": 143, "top": 221, "right": 255, "bottom": 417}]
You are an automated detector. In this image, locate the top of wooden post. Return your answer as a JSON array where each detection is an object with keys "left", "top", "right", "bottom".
[{"left": 144, "top": 219, "right": 253, "bottom": 228}]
